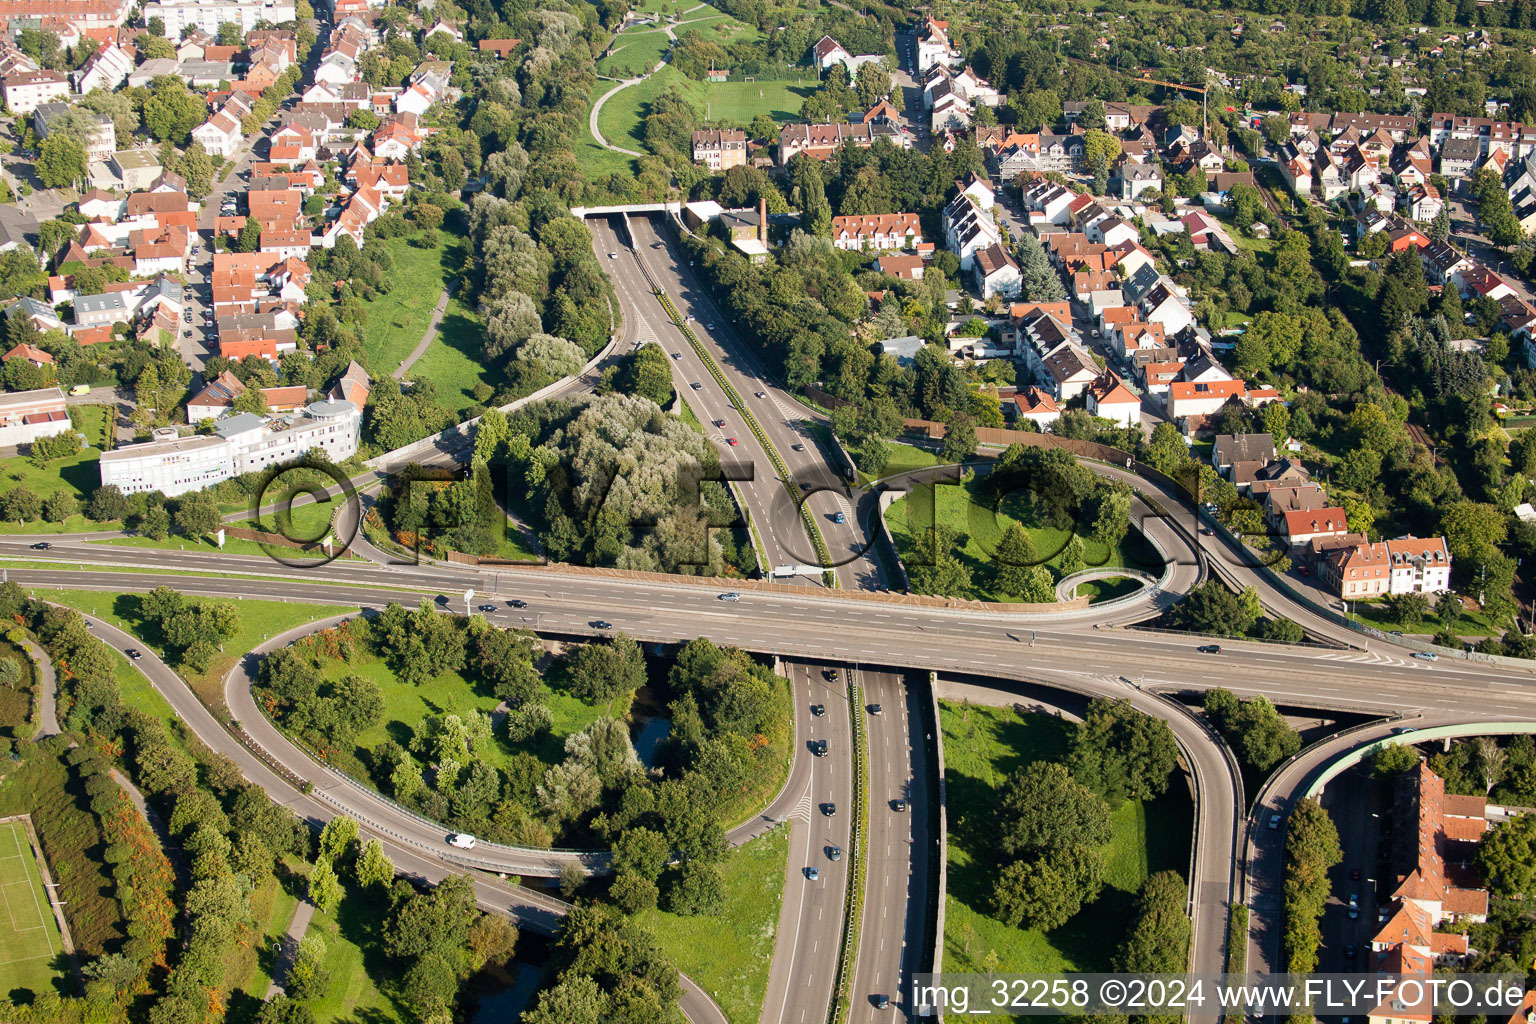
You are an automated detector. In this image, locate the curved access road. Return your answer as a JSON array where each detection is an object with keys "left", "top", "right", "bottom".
[
  {"left": 70, "top": 605, "right": 730, "bottom": 1024},
  {"left": 1244, "top": 715, "right": 1536, "bottom": 978}
]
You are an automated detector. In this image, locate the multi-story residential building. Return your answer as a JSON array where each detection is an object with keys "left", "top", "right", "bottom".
[
  {"left": 830, "top": 212, "right": 921, "bottom": 251},
  {"left": 691, "top": 129, "right": 746, "bottom": 171},
  {"left": 72, "top": 41, "right": 130, "bottom": 93},
  {"left": 0, "top": 68, "right": 66, "bottom": 113},
  {"left": 0, "top": 0, "right": 132, "bottom": 42},
  {"left": 99, "top": 399, "right": 361, "bottom": 497},
  {"left": 1086, "top": 372, "right": 1141, "bottom": 427},
  {"left": 915, "top": 16, "right": 957, "bottom": 72},
  {"left": 778, "top": 122, "right": 879, "bottom": 165},
  {"left": 1320, "top": 537, "right": 1393, "bottom": 598},
  {"left": 142, "top": 0, "right": 296, "bottom": 36},
  {"left": 1386, "top": 536, "right": 1452, "bottom": 594},
  {"left": 971, "top": 241, "right": 1020, "bottom": 299},
  {"left": 942, "top": 191, "right": 1000, "bottom": 270},
  {"left": 0, "top": 387, "right": 73, "bottom": 448},
  {"left": 1116, "top": 162, "right": 1161, "bottom": 201},
  {"left": 33, "top": 101, "right": 115, "bottom": 160}
]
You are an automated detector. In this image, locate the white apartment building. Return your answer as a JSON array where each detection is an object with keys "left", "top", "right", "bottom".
[
  {"left": 0, "top": 69, "right": 67, "bottom": 114},
  {"left": 142, "top": 0, "right": 297, "bottom": 37},
  {"left": 99, "top": 399, "right": 360, "bottom": 497},
  {"left": 1386, "top": 536, "right": 1453, "bottom": 594}
]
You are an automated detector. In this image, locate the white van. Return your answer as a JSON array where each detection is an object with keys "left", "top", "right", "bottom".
[{"left": 448, "top": 833, "right": 477, "bottom": 850}]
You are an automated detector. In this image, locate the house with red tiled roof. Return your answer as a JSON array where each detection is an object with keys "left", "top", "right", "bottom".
[
  {"left": 1364, "top": 762, "right": 1486, "bottom": 1024},
  {"left": 477, "top": 38, "right": 521, "bottom": 57},
  {"left": 329, "top": 360, "right": 370, "bottom": 407},
  {"left": 1010, "top": 385, "right": 1060, "bottom": 428},
  {"left": 1085, "top": 372, "right": 1141, "bottom": 428},
  {"left": 831, "top": 213, "right": 922, "bottom": 252},
  {"left": 1281, "top": 506, "right": 1348, "bottom": 550},
  {"left": 2, "top": 343, "right": 53, "bottom": 368}
]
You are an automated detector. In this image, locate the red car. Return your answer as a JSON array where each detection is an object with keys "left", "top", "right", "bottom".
[{"left": 726, "top": 437, "right": 738, "bottom": 446}]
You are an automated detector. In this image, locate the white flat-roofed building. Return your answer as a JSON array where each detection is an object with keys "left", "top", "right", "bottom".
[
  {"left": 0, "top": 387, "right": 74, "bottom": 447},
  {"left": 98, "top": 399, "right": 360, "bottom": 496},
  {"left": 143, "top": 0, "right": 296, "bottom": 37}
]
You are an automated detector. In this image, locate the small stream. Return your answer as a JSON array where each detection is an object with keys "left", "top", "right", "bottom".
[{"left": 632, "top": 716, "right": 671, "bottom": 768}]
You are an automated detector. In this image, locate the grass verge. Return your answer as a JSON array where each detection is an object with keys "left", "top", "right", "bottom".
[
  {"left": 638, "top": 824, "right": 788, "bottom": 1024},
  {"left": 939, "top": 701, "right": 1191, "bottom": 986}
]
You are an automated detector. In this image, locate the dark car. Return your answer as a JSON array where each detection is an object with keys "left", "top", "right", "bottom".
[
  {"left": 590, "top": 619, "right": 613, "bottom": 629},
  {"left": 30, "top": 542, "right": 50, "bottom": 550},
  {"left": 813, "top": 740, "right": 828, "bottom": 757},
  {"left": 1198, "top": 644, "right": 1222, "bottom": 654},
  {"left": 875, "top": 996, "right": 890, "bottom": 1009},
  {"left": 822, "top": 669, "right": 836, "bottom": 681},
  {"left": 810, "top": 704, "right": 824, "bottom": 716},
  {"left": 477, "top": 604, "right": 497, "bottom": 612},
  {"left": 126, "top": 649, "right": 141, "bottom": 660},
  {"left": 868, "top": 704, "right": 882, "bottom": 716},
  {"left": 690, "top": 382, "right": 703, "bottom": 390},
  {"left": 821, "top": 802, "right": 836, "bottom": 816},
  {"left": 506, "top": 599, "right": 527, "bottom": 609},
  {"left": 828, "top": 845, "right": 841, "bottom": 860},
  {"left": 892, "top": 799, "right": 907, "bottom": 812}
]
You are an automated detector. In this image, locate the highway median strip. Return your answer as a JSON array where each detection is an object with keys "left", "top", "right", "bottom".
[
  {"left": 829, "top": 670, "right": 868, "bottom": 1024},
  {"left": 651, "top": 288, "right": 837, "bottom": 587}
]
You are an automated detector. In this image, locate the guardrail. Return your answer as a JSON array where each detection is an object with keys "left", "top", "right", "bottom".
[
  {"left": 829, "top": 669, "right": 869, "bottom": 1024},
  {"left": 1151, "top": 690, "right": 1244, "bottom": 953},
  {"left": 649, "top": 287, "right": 837, "bottom": 587},
  {"left": 928, "top": 671, "right": 948, "bottom": 1023},
  {"left": 237, "top": 617, "right": 611, "bottom": 874}
]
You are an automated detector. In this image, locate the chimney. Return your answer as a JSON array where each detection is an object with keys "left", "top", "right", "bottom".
[{"left": 759, "top": 196, "right": 768, "bottom": 248}]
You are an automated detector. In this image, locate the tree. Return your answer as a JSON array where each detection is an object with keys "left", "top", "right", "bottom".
[
  {"left": 1070, "top": 698, "right": 1179, "bottom": 802},
  {"left": 355, "top": 838, "right": 395, "bottom": 889},
  {"left": 992, "top": 522, "right": 1040, "bottom": 597},
  {"left": 562, "top": 633, "right": 646, "bottom": 704},
  {"left": 942, "top": 413, "right": 977, "bottom": 462},
  {"left": 181, "top": 141, "right": 212, "bottom": 198},
  {"left": 991, "top": 857, "right": 1077, "bottom": 930},
  {"left": 1478, "top": 813, "right": 1536, "bottom": 897},
  {"left": 1165, "top": 580, "right": 1256, "bottom": 638},
  {"left": 143, "top": 77, "right": 206, "bottom": 143},
  {"left": 1114, "top": 871, "right": 1192, "bottom": 973},
  {"left": 36, "top": 135, "right": 86, "bottom": 189},
  {"left": 319, "top": 815, "right": 359, "bottom": 864},
  {"left": 997, "top": 761, "right": 1112, "bottom": 856},
  {"left": 285, "top": 933, "right": 330, "bottom": 1000},
  {"left": 257, "top": 997, "right": 315, "bottom": 1024},
  {"left": 236, "top": 216, "right": 263, "bottom": 253},
  {"left": 307, "top": 857, "right": 342, "bottom": 915},
  {"left": 1368, "top": 742, "right": 1421, "bottom": 778}
]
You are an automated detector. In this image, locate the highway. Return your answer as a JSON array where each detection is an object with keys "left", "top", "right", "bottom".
[
  {"left": 848, "top": 668, "right": 933, "bottom": 1022},
  {"left": 761, "top": 663, "right": 857, "bottom": 1024},
  {"left": 598, "top": 213, "right": 885, "bottom": 589}
]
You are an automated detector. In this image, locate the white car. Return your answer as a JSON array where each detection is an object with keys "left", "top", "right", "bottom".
[
  {"left": 1411, "top": 651, "right": 1439, "bottom": 662},
  {"left": 448, "top": 833, "right": 477, "bottom": 849}
]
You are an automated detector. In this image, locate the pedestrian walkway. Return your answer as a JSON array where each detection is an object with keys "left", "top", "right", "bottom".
[
  {"left": 265, "top": 900, "right": 317, "bottom": 998},
  {"left": 16, "top": 638, "right": 57, "bottom": 739},
  {"left": 392, "top": 286, "right": 452, "bottom": 380}
]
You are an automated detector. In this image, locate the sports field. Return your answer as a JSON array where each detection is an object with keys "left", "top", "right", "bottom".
[{"left": 0, "top": 818, "right": 66, "bottom": 997}]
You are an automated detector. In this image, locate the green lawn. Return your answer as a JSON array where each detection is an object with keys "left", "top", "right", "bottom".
[
  {"left": 357, "top": 235, "right": 466, "bottom": 378},
  {"left": 224, "top": 875, "right": 300, "bottom": 1024},
  {"left": 885, "top": 468, "right": 1151, "bottom": 602},
  {"left": 1071, "top": 576, "right": 1147, "bottom": 602},
  {"left": 310, "top": 645, "right": 629, "bottom": 776},
  {"left": 637, "top": 824, "right": 787, "bottom": 1024},
  {"left": 26, "top": 589, "right": 353, "bottom": 711},
  {"left": 860, "top": 441, "right": 945, "bottom": 486},
  {"left": 0, "top": 442, "right": 105, "bottom": 512},
  {"left": 940, "top": 701, "right": 1191, "bottom": 990},
  {"left": 68, "top": 404, "right": 110, "bottom": 450},
  {"left": 598, "top": 27, "right": 673, "bottom": 77},
  {"left": 1346, "top": 598, "right": 1500, "bottom": 638},
  {"left": 290, "top": 865, "right": 406, "bottom": 1024},
  {"left": 408, "top": 295, "right": 499, "bottom": 413},
  {"left": 595, "top": 66, "right": 816, "bottom": 156},
  {"left": 0, "top": 818, "right": 67, "bottom": 999}
]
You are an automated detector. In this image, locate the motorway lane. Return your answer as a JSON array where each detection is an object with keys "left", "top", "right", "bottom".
[
  {"left": 625, "top": 214, "right": 885, "bottom": 589},
  {"left": 761, "top": 663, "right": 856, "bottom": 1024},
  {"left": 590, "top": 217, "right": 811, "bottom": 579},
  {"left": 848, "top": 669, "right": 932, "bottom": 1023}
]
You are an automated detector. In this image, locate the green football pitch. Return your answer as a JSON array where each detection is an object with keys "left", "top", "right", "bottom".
[{"left": 0, "top": 819, "right": 64, "bottom": 998}]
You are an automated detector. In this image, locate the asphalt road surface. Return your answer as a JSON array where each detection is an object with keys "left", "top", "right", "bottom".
[
  {"left": 848, "top": 668, "right": 933, "bottom": 1022},
  {"left": 761, "top": 663, "right": 856, "bottom": 1024}
]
